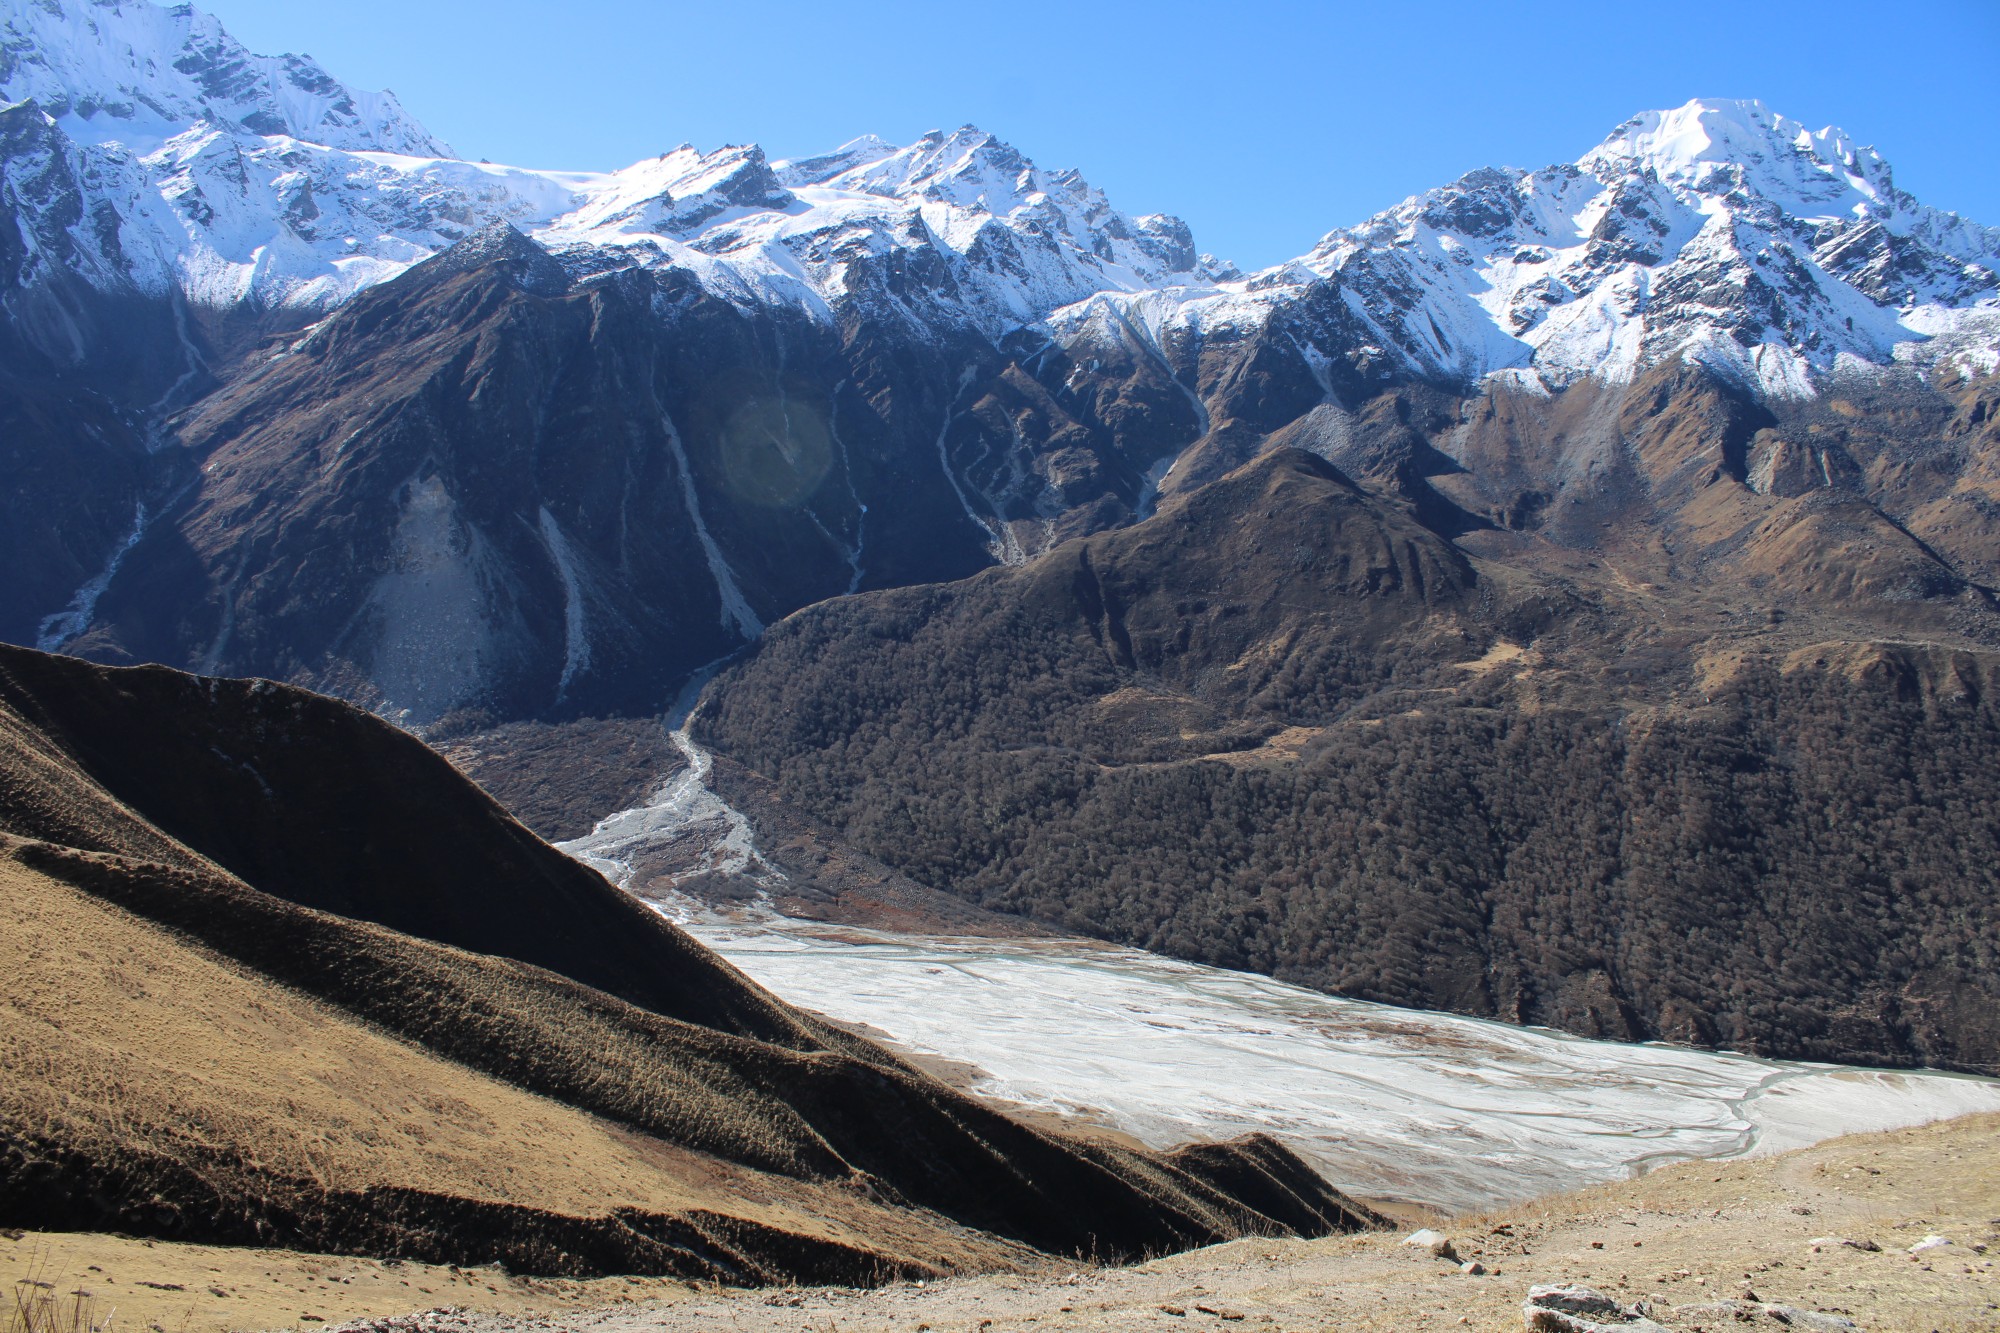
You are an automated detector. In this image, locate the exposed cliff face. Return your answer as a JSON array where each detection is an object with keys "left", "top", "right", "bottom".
[
  {"left": 73, "top": 245, "right": 786, "bottom": 722},
  {"left": 61, "top": 227, "right": 1018, "bottom": 722}
]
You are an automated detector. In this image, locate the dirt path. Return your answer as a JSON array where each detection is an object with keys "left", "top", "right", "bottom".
[{"left": 6, "top": 1114, "right": 1996, "bottom": 1333}]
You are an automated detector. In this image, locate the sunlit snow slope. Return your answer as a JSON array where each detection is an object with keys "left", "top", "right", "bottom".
[
  {"left": 0, "top": 1, "right": 1218, "bottom": 323},
  {"left": 4, "top": 2, "right": 1995, "bottom": 389}
]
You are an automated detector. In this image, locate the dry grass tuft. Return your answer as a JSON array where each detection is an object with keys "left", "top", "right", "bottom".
[{"left": 8, "top": 1251, "right": 114, "bottom": 1333}]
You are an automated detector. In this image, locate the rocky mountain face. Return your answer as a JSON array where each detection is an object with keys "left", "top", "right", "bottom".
[
  {"left": 8, "top": 0, "right": 1996, "bottom": 728},
  {"left": 56, "top": 212, "right": 1209, "bottom": 721}
]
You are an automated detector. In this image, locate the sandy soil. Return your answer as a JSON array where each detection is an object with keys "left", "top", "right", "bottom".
[
  {"left": 0, "top": 1230, "right": 698, "bottom": 1333},
  {"left": 9, "top": 1113, "right": 1995, "bottom": 1333}
]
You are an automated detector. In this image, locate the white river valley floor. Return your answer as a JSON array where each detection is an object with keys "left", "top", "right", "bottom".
[{"left": 672, "top": 917, "right": 2000, "bottom": 1215}]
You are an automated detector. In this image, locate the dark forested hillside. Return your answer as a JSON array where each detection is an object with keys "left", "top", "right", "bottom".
[{"left": 699, "top": 450, "right": 2000, "bottom": 1074}]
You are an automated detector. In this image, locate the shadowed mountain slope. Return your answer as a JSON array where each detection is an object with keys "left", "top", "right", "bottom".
[{"left": 0, "top": 642, "right": 1383, "bottom": 1281}]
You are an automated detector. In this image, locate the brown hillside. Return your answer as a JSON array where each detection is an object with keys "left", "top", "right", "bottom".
[
  {"left": 699, "top": 447, "right": 2000, "bottom": 1071},
  {"left": 0, "top": 642, "right": 1383, "bottom": 1282}
]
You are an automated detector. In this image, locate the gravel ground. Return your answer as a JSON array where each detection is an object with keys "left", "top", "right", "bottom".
[{"left": 9, "top": 1113, "right": 1994, "bottom": 1333}]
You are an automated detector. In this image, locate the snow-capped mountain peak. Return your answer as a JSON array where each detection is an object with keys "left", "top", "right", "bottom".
[
  {"left": 771, "top": 134, "right": 897, "bottom": 187},
  {"left": 1135, "top": 95, "right": 2000, "bottom": 400},
  {"left": 0, "top": 0, "right": 1221, "bottom": 329},
  {"left": 1581, "top": 97, "right": 1898, "bottom": 225},
  {"left": 812, "top": 125, "right": 1036, "bottom": 208},
  {"left": 0, "top": 0, "right": 447, "bottom": 155},
  {"left": 1, "top": 0, "right": 1991, "bottom": 400},
  {"left": 775, "top": 125, "right": 1211, "bottom": 279},
  {"left": 551, "top": 142, "right": 795, "bottom": 239}
]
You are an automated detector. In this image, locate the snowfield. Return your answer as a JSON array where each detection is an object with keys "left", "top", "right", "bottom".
[
  {"left": 674, "top": 917, "right": 2000, "bottom": 1214},
  {"left": 4, "top": 2, "right": 1996, "bottom": 395}
]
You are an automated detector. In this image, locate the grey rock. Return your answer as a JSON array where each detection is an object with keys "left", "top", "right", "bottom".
[
  {"left": 1402, "top": 1228, "right": 1461, "bottom": 1262},
  {"left": 1764, "top": 1308, "right": 1862, "bottom": 1331},
  {"left": 1522, "top": 1284, "right": 1668, "bottom": 1332}
]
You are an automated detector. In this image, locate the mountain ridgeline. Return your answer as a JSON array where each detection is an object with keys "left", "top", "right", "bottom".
[
  {"left": 2, "top": 0, "right": 2000, "bottom": 1075},
  {"left": 5, "top": 1, "right": 1996, "bottom": 725}
]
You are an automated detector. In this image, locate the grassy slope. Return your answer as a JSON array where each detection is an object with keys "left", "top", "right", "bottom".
[
  {"left": 0, "top": 644, "right": 1383, "bottom": 1283},
  {"left": 0, "top": 851, "right": 992, "bottom": 1268}
]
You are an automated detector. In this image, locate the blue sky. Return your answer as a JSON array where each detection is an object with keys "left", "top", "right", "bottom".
[{"left": 210, "top": 0, "right": 2000, "bottom": 270}]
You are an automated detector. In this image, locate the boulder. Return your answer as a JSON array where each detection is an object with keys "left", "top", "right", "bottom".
[
  {"left": 1403, "top": 1228, "right": 1460, "bottom": 1262},
  {"left": 1522, "top": 1284, "right": 1668, "bottom": 1332}
]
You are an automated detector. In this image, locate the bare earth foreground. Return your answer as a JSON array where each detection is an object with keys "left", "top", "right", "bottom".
[{"left": 7, "top": 1114, "right": 1994, "bottom": 1333}]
